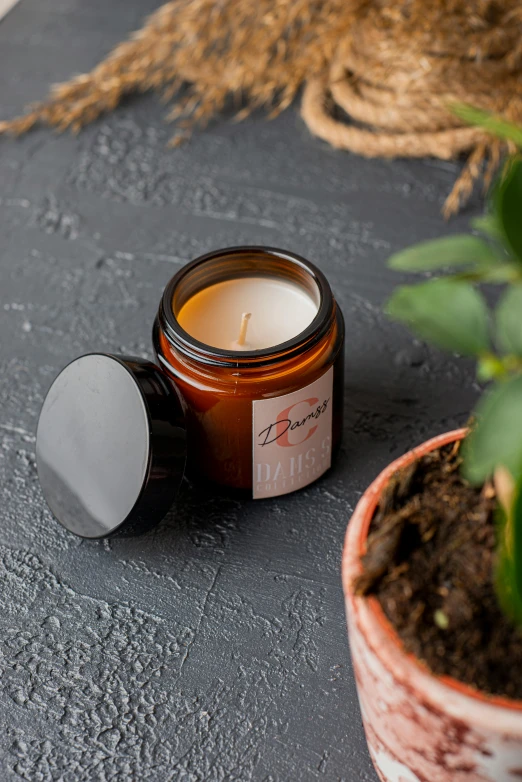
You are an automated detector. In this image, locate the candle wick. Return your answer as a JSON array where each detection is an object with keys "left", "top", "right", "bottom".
[{"left": 237, "top": 312, "right": 252, "bottom": 347}]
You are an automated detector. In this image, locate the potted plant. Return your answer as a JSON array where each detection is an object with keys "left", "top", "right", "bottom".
[{"left": 343, "top": 111, "right": 522, "bottom": 782}]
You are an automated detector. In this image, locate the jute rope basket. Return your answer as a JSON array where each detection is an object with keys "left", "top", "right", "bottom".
[{"left": 2, "top": 0, "right": 521, "bottom": 215}]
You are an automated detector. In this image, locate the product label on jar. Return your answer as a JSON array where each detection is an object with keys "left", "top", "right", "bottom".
[{"left": 252, "top": 367, "right": 333, "bottom": 499}]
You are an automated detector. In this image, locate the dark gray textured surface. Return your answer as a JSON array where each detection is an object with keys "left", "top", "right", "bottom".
[{"left": 0, "top": 2, "right": 482, "bottom": 780}]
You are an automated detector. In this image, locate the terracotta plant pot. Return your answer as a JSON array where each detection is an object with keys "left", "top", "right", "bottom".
[{"left": 342, "top": 429, "right": 522, "bottom": 782}]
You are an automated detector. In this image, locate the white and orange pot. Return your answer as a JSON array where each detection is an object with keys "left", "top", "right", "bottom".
[{"left": 342, "top": 429, "right": 522, "bottom": 782}]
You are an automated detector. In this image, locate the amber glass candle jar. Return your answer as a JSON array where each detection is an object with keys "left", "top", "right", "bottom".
[{"left": 153, "top": 247, "right": 344, "bottom": 497}]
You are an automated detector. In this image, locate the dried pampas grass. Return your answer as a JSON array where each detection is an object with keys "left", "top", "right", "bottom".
[{"left": 2, "top": 0, "right": 522, "bottom": 215}]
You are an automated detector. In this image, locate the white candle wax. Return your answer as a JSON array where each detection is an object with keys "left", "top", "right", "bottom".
[{"left": 177, "top": 276, "right": 319, "bottom": 351}]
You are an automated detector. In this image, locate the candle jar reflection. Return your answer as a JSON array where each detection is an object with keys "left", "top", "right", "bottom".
[{"left": 153, "top": 247, "right": 344, "bottom": 495}]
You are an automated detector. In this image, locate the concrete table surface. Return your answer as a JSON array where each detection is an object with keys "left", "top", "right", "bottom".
[{"left": 0, "top": 2, "right": 482, "bottom": 780}]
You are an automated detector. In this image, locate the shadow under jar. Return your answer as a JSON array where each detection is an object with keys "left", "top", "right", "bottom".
[{"left": 153, "top": 247, "right": 345, "bottom": 497}]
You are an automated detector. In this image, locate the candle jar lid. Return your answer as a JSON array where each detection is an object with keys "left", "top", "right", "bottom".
[{"left": 36, "top": 353, "right": 187, "bottom": 539}]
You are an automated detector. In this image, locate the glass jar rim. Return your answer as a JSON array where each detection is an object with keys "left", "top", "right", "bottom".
[{"left": 156, "top": 246, "right": 335, "bottom": 368}]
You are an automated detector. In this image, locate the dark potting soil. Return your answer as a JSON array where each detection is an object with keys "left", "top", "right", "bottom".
[{"left": 355, "top": 439, "right": 522, "bottom": 701}]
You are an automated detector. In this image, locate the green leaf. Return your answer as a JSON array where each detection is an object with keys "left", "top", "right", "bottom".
[
  {"left": 477, "top": 354, "right": 506, "bottom": 382},
  {"left": 471, "top": 264, "right": 522, "bottom": 284},
  {"left": 470, "top": 214, "right": 503, "bottom": 240},
  {"left": 496, "top": 285, "right": 522, "bottom": 356},
  {"left": 385, "top": 279, "right": 490, "bottom": 356},
  {"left": 495, "top": 471, "right": 522, "bottom": 627},
  {"left": 496, "top": 159, "right": 522, "bottom": 264},
  {"left": 463, "top": 375, "right": 522, "bottom": 483},
  {"left": 388, "top": 234, "right": 499, "bottom": 272},
  {"left": 451, "top": 104, "right": 522, "bottom": 147}
]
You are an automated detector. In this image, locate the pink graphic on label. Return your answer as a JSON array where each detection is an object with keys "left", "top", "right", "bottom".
[{"left": 252, "top": 367, "right": 333, "bottom": 499}]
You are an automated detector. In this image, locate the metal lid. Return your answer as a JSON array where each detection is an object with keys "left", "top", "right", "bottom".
[{"left": 36, "top": 354, "right": 186, "bottom": 539}]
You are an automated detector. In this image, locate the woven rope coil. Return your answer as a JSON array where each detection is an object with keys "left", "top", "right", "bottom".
[
  {"left": 2, "top": 0, "right": 521, "bottom": 215},
  {"left": 303, "top": 2, "right": 522, "bottom": 214}
]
